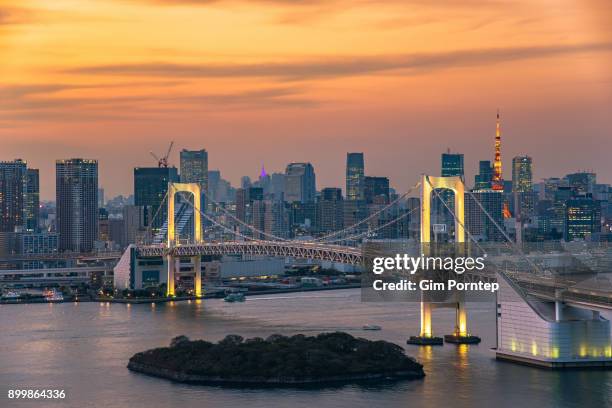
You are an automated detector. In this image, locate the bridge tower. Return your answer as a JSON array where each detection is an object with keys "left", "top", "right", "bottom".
[
  {"left": 408, "top": 174, "right": 480, "bottom": 345},
  {"left": 166, "top": 182, "right": 202, "bottom": 298}
]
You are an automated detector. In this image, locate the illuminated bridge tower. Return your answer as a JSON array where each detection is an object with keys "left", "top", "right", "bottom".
[
  {"left": 166, "top": 182, "right": 203, "bottom": 298},
  {"left": 407, "top": 174, "right": 481, "bottom": 345}
]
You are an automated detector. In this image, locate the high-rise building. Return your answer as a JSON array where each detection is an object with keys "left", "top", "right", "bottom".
[
  {"left": 346, "top": 153, "right": 365, "bottom": 201},
  {"left": 441, "top": 151, "right": 464, "bottom": 177},
  {"left": 123, "top": 205, "right": 149, "bottom": 246},
  {"left": 474, "top": 160, "right": 493, "bottom": 191},
  {"left": 465, "top": 190, "right": 505, "bottom": 241},
  {"left": 252, "top": 199, "right": 289, "bottom": 239},
  {"left": 565, "top": 172, "right": 596, "bottom": 197},
  {"left": 56, "top": 159, "right": 99, "bottom": 252},
  {"left": 512, "top": 156, "right": 533, "bottom": 193},
  {"left": 134, "top": 167, "right": 179, "bottom": 229},
  {"left": 364, "top": 176, "right": 390, "bottom": 204},
  {"left": 24, "top": 168, "right": 39, "bottom": 232},
  {"left": 284, "top": 163, "right": 316, "bottom": 203},
  {"left": 98, "top": 187, "right": 105, "bottom": 208},
  {"left": 436, "top": 151, "right": 464, "bottom": 238},
  {"left": 241, "top": 176, "right": 252, "bottom": 189},
  {"left": 207, "top": 170, "right": 221, "bottom": 202},
  {"left": 317, "top": 188, "right": 344, "bottom": 234},
  {"left": 565, "top": 197, "right": 601, "bottom": 241},
  {"left": 180, "top": 149, "right": 208, "bottom": 209},
  {"left": 270, "top": 173, "right": 285, "bottom": 201},
  {"left": 0, "top": 159, "right": 27, "bottom": 233}
]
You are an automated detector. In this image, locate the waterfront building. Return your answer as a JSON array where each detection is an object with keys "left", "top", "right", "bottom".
[
  {"left": 284, "top": 163, "right": 316, "bottom": 204},
  {"left": 56, "top": 159, "right": 99, "bottom": 253},
  {"left": 24, "top": 168, "right": 40, "bottom": 232},
  {"left": 346, "top": 153, "right": 365, "bottom": 201},
  {"left": 0, "top": 159, "right": 27, "bottom": 233}
]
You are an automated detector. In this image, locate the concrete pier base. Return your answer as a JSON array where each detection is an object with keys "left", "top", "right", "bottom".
[
  {"left": 444, "top": 334, "right": 481, "bottom": 344},
  {"left": 407, "top": 336, "right": 444, "bottom": 346}
]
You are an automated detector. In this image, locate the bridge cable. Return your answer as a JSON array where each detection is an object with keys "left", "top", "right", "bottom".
[
  {"left": 177, "top": 192, "right": 258, "bottom": 242},
  {"left": 312, "top": 181, "right": 421, "bottom": 243},
  {"left": 322, "top": 205, "right": 420, "bottom": 244},
  {"left": 201, "top": 188, "right": 290, "bottom": 242}
]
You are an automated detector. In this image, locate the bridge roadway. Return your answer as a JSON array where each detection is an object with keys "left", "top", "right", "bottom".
[
  {"left": 136, "top": 241, "right": 612, "bottom": 310},
  {"left": 137, "top": 241, "right": 363, "bottom": 265}
]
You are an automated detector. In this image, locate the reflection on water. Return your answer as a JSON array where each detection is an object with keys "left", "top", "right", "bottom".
[{"left": 0, "top": 289, "right": 611, "bottom": 408}]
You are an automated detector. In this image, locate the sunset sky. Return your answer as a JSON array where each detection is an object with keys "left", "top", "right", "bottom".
[{"left": 1, "top": 0, "right": 611, "bottom": 200}]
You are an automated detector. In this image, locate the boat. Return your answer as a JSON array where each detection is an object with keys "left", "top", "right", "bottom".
[
  {"left": 224, "top": 292, "right": 245, "bottom": 303},
  {"left": 44, "top": 289, "right": 64, "bottom": 303},
  {"left": 2, "top": 291, "right": 21, "bottom": 300},
  {"left": 362, "top": 324, "right": 382, "bottom": 331}
]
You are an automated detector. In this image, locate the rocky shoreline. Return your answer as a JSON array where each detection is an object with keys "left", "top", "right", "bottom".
[
  {"left": 128, "top": 333, "right": 425, "bottom": 386},
  {"left": 127, "top": 361, "right": 424, "bottom": 385}
]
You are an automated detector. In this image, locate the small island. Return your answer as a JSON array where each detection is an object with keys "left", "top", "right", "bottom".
[{"left": 128, "top": 332, "right": 425, "bottom": 385}]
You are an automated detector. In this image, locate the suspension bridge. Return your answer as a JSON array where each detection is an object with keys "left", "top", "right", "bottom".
[{"left": 116, "top": 175, "right": 612, "bottom": 368}]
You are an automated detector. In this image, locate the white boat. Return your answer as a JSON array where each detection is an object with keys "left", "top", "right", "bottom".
[
  {"left": 2, "top": 291, "right": 21, "bottom": 300},
  {"left": 362, "top": 324, "right": 382, "bottom": 331}
]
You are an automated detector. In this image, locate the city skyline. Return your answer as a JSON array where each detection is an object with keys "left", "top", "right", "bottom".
[{"left": 1, "top": 0, "right": 611, "bottom": 200}]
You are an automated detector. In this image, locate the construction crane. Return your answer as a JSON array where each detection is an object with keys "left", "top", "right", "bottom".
[{"left": 149, "top": 141, "right": 174, "bottom": 168}]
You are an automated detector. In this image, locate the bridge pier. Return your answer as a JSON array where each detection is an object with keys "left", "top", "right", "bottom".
[
  {"left": 407, "top": 300, "right": 443, "bottom": 345},
  {"left": 167, "top": 254, "right": 176, "bottom": 297},
  {"left": 444, "top": 300, "right": 481, "bottom": 344},
  {"left": 193, "top": 255, "right": 202, "bottom": 298}
]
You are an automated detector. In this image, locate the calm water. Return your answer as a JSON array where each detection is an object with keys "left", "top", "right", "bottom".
[{"left": 1, "top": 289, "right": 611, "bottom": 408}]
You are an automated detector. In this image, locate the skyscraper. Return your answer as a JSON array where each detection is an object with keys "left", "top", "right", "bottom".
[
  {"left": 474, "top": 160, "right": 493, "bottom": 190},
  {"left": 565, "top": 197, "right": 601, "bottom": 241},
  {"left": 180, "top": 149, "right": 208, "bottom": 210},
  {"left": 134, "top": 167, "right": 179, "bottom": 229},
  {"left": 441, "top": 151, "right": 464, "bottom": 177},
  {"left": 317, "top": 187, "right": 344, "bottom": 233},
  {"left": 346, "top": 153, "right": 365, "bottom": 201},
  {"left": 437, "top": 151, "right": 464, "bottom": 238},
  {"left": 284, "top": 163, "right": 316, "bottom": 203},
  {"left": 24, "top": 168, "right": 40, "bottom": 232},
  {"left": 56, "top": 159, "right": 99, "bottom": 252},
  {"left": 364, "top": 176, "right": 390, "bottom": 204},
  {"left": 465, "top": 190, "right": 504, "bottom": 241},
  {"left": 512, "top": 156, "right": 533, "bottom": 193},
  {"left": 565, "top": 172, "right": 596, "bottom": 197},
  {"left": 0, "top": 159, "right": 26, "bottom": 233}
]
